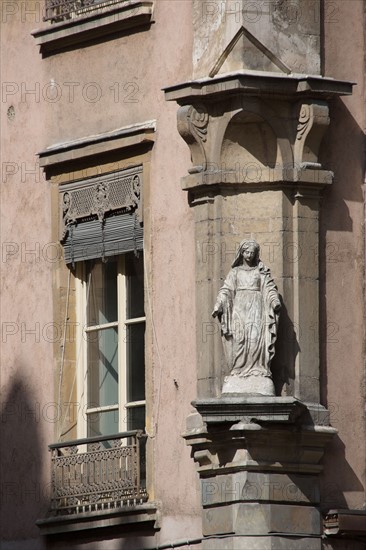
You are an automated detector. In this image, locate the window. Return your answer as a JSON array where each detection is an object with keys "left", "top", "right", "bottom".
[
  {"left": 58, "top": 167, "right": 145, "bottom": 439},
  {"left": 36, "top": 134, "right": 158, "bottom": 532},
  {"left": 77, "top": 252, "right": 145, "bottom": 439}
]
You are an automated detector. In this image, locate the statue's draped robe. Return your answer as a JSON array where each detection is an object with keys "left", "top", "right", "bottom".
[{"left": 216, "top": 263, "right": 279, "bottom": 378}]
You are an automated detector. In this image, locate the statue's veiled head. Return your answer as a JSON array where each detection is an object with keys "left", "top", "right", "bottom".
[{"left": 232, "top": 239, "right": 260, "bottom": 268}]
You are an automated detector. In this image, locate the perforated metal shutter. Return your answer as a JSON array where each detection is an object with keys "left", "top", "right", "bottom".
[{"left": 63, "top": 212, "right": 143, "bottom": 264}]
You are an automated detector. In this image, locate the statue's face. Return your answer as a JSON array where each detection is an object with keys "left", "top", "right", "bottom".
[{"left": 242, "top": 245, "right": 256, "bottom": 266}]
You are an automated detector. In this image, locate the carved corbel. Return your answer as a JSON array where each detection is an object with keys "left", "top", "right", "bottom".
[
  {"left": 177, "top": 104, "right": 209, "bottom": 174},
  {"left": 294, "top": 101, "right": 330, "bottom": 169}
]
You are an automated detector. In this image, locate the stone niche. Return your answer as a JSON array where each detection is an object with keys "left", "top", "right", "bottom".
[
  {"left": 167, "top": 73, "right": 352, "bottom": 404},
  {"left": 165, "top": 69, "right": 353, "bottom": 549}
]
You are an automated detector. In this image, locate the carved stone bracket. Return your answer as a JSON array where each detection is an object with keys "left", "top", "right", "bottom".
[
  {"left": 177, "top": 104, "right": 209, "bottom": 174},
  {"left": 294, "top": 101, "right": 330, "bottom": 169},
  {"left": 165, "top": 73, "right": 353, "bottom": 194}
]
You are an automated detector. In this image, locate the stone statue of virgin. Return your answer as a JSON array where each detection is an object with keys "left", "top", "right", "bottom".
[{"left": 212, "top": 239, "right": 281, "bottom": 395}]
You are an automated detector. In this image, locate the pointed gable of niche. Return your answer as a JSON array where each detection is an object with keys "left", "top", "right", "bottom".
[{"left": 209, "top": 26, "right": 291, "bottom": 78}]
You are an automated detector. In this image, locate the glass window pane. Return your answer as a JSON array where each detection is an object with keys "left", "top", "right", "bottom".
[
  {"left": 127, "top": 405, "right": 145, "bottom": 431},
  {"left": 126, "top": 253, "right": 144, "bottom": 319},
  {"left": 126, "top": 323, "right": 145, "bottom": 403},
  {"left": 87, "top": 410, "right": 119, "bottom": 439},
  {"left": 87, "top": 258, "right": 117, "bottom": 326},
  {"left": 87, "top": 327, "right": 118, "bottom": 408}
]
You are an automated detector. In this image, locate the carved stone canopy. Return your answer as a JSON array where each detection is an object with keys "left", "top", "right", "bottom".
[{"left": 164, "top": 72, "right": 354, "bottom": 194}]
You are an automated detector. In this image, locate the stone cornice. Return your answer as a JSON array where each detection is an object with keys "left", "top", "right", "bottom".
[
  {"left": 164, "top": 71, "right": 355, "bottom": 104},
  {"left": 38, "top": 121, "right": 156, "bottom": 169},
  {"left": 193, "top": 396, "right": 307, "bottom": 424}
]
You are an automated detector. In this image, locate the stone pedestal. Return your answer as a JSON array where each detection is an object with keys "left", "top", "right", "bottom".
[{"left": 184, "top": 398, "right": 336, "bottom": 549}]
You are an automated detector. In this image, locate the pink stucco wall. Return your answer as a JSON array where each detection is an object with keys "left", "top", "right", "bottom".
[
  {"left": 1, "top": 1, "right": 365, "bottom": 548},
  {"left": 321, "top": 0, "right": 366, "bottom": 513},
  {"left": 1, "top": 2, "right": 53, "bottom": 548},
  {"left": 1, "top": 1, "right": 202, "bottom": 548}
]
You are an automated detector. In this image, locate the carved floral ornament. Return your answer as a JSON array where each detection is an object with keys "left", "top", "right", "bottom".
[{"left": 60, "top": 168, "right": 142, "bottom": 241}]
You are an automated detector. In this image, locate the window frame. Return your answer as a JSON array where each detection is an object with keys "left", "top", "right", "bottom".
[{"left": 76, "top": 254, "right": 146, "bottom": 440}]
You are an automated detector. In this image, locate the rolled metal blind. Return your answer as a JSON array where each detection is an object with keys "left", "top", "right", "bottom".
[
  {"left": 59, "top": 167, "right": 143, "bottom": 265},
  {"left": 63, "top": 212, "right": 143, "bottom": 264}
]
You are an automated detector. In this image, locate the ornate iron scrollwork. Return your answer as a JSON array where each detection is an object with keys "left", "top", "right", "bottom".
[
  {"left": 59, "top": 166, "right": 143, "bottom": 243},
  {"left": 49, "top": 431, "right": 148, "bottom": 515}
]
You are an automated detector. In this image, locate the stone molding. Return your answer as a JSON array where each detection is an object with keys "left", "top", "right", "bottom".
[
  {"left": 184, "top": 399, "right": 336, "bottom": 547},
  {"left": 164, "top": 72, "right": 354, "bottom": 103},
  {"left": 165, "top": 73, "right": 353, "bottom": 193},
  {"left": 184, "top": 399, "right": 336, "bottom": 476},
  {"left": 32, "top": 0, "right": 154, "bottom": 55},
  {"left": 38, "top": 120, "right": 156, "bottom": 174},
  {"left": 192, "top": 396, "right": 307, "bottom": 424}
]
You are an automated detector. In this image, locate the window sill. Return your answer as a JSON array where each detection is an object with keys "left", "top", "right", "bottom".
[
  {"left": 36, "top": 502, "right": 160, "bottom": 535},
  {"left": 32, "top": 0, "right": 154, "bottom": 55}
]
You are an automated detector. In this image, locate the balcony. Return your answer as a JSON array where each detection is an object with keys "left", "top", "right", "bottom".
[
  {"left": 37, "top": 431, "right": 159, "bottom": 535},
  {"left": 33, "top": 0, "right": 154, "bottom": 55},
  {"left": 44, "top": 0, "right": 123, "bottom": 23}
]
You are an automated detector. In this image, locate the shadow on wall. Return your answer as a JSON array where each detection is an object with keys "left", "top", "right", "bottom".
[
  {"left": 47, "top": 529, "right": 157, "bottom": 550},
  {"left": 0, "top": 378, "right": 158, "bottom": 550},
  {"left": 320, "top": 435, "right": 364, "bottom": 512},
  {"left": 271, "top": 297, "right": 299, "bottom": 397},
  {"left": 0, "top": 372, "right": 48, "bottom": 550},
  {"left": 319, "top": 97, "right": 365, "bottom": 402},
  {"left": 319, "top": 99, "right": 366, "bottom": 510}
]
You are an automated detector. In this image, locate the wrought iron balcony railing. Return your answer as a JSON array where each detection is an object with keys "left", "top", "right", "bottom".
[
  {"left": 49, "top": 430, "right": 148, "bottom": 516},
  {"left": 44, "top": 0, "right": 123, "bottom": 23}
]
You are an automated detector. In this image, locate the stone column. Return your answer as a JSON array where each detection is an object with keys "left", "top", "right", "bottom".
[{"left": 164, "top": 2, "right": 354, "bottom": 547}]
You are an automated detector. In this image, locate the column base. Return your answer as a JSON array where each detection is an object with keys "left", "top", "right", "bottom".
[
  {"left": 202, "top": 535, "right": 321, "bottom": 550},
  {"left": 184, "top": 398, "right": 336, "bottom": 550}
]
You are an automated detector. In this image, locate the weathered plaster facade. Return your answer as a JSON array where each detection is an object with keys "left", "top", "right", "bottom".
[{"left": 1, "top": 0, "right": 366, "bottom": 549}]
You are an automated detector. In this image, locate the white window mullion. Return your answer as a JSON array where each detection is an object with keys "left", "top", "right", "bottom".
[
  {"left": 86, "top": 404, "right": 119, "bottom": 414},
  {"left": 85, "top": 321, "right": 118, "bottom": 332},
  {"left": 125, "top": 400, "right": 146, "bottom": 408},
  {"left": 76, "top": 263, "right": 87, "bottom": 440},
  {"left": 118, "top": 255, "right": 127, "bottom": 432},
  {"left": 125, "top": 316, "right": 146, "bottom": 325}
]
